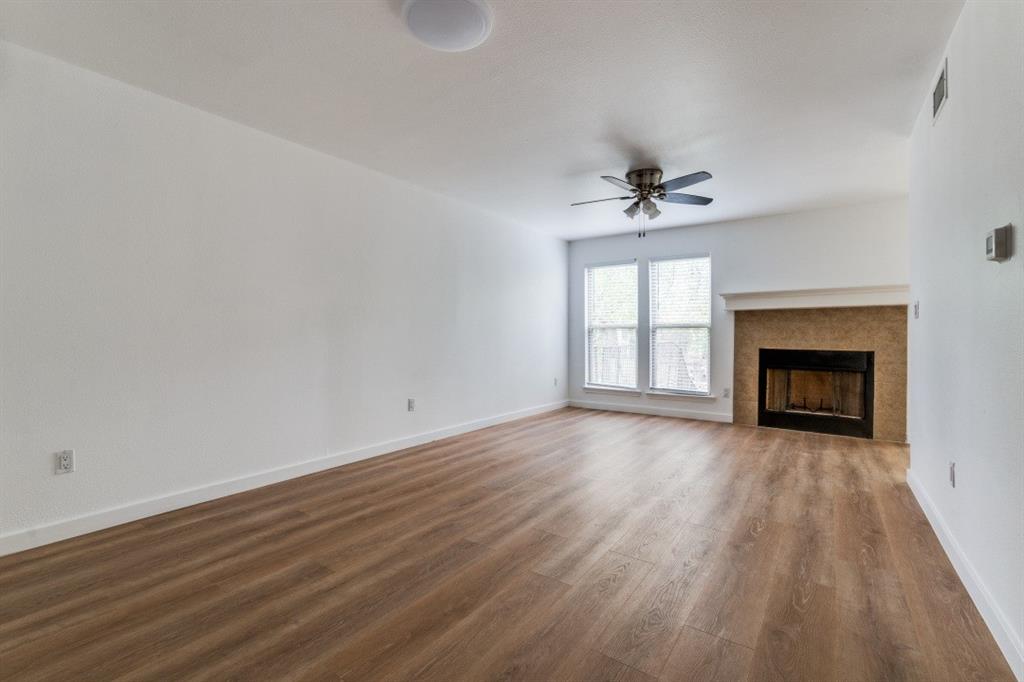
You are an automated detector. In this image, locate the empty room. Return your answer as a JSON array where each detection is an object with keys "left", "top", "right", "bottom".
[{"left": 1, "top": 1, "right": 1022, "bottom": 680}]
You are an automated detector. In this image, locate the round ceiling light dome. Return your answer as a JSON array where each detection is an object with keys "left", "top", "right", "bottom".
[{"left": 403, "top": 0, "right": 493, "bottom": 52}]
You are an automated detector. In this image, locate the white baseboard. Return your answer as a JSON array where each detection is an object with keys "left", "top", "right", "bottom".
[
  {"left": 0, "top": 400, "right": 569, "bottom": 557},
  {"left": 569, "top": 399, "right": 732, "bottom": 423},
  {"left": 907, "top": 469, "right": 1023, "bottom": 681}
]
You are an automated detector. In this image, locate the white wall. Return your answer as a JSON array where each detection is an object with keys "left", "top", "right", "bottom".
[
  {"left": 906, "top": 1, "right": 1024, "bottom": 677},
  {"left": 568, "top": 199, "right": 908, "bottom": 420},
  {"left": 0, "top": 42, "right": 568, "bottom": 550}
]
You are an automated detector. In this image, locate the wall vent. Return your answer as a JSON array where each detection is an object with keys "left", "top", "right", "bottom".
[{"left": 932, "top": 58, "right": 948, "bottom": 121}]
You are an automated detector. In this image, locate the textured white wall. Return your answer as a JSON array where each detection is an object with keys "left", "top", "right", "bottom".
[
  {"left": 906, "top": 0, "right": 1024, "bottom": 676},
  {"left": 567, "top": 199, "right": 909, "bottom": 420},
  {"left": 0, "top": 42, "right": 568, "bottom": 541}
]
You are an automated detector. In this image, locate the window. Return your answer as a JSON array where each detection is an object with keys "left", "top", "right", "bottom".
[
  {"left": 585, "top": 262, "right": 638, "bottom": 389},
  {"left": 649, "top": 256, "right": 711, "bottom": 394}
]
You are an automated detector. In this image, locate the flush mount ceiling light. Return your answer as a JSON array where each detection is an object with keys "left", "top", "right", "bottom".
[{"left": 403, "top": 0, "right": 493, "bottom": 52}]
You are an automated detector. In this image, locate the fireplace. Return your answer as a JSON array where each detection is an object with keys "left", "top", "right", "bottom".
[{"left": 757, "top": 348, "right": 874, "bottom": 438}]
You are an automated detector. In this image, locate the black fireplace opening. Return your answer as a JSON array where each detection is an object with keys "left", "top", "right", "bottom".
[{"left": 757, "top": 349, "right": 874, "bottom": 438}]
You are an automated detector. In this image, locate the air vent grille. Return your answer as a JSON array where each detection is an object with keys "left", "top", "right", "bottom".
[{"left": 933, "top": 58, "right": 948, "bottom": 120}]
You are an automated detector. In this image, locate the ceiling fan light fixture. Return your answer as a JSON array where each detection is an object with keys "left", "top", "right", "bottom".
[
  {"left": 641, "top": 198, "right": 661, "bottom": 219},
  {"left": 572, "top": 168, "right": 713, "bottom": 226},
  {"left": 403, "top": 0, "right": 493, "bottom": 52}
]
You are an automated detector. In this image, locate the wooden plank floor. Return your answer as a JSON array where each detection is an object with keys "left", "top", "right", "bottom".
[{"left": 0, "top": 408, "right": 1013, "bottom": 681}]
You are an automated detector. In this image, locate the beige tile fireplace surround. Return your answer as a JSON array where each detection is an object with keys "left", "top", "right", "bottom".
[{"left": 733, "top": 306, "right": 907, "bottom": 441}]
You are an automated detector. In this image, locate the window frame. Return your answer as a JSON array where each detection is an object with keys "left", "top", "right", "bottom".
[
  {"left": 647, "top": 254, "right": 712, "bottom": 396},
  {"left": 584, "top": 259, "right": 639, "bottom": 391}
]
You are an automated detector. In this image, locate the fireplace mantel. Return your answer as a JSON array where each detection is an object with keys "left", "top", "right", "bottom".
[{"left": 720, "top": 284, "right": 909, "bottom": 311}]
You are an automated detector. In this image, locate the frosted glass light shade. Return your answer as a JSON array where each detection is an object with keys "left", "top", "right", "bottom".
[{"left": 403, "top": 0, "right": 493, "bottom": 52}]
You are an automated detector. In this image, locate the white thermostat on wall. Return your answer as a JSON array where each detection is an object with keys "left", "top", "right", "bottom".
[{"left": 985, "top": 224, "right": 1010, "bottom": 261}]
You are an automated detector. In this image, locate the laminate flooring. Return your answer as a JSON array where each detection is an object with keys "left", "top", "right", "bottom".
[{"left": 0, "top": 408, "right": 1013, "bottom": 680}]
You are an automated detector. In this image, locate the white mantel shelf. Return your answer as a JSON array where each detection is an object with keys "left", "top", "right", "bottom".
[{"left": 720, "top": 284, "right": 910, "bottom": 311}]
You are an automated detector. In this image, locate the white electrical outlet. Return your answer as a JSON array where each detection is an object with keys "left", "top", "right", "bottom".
[
  {"left": 914, "top": 301, "right": 920, "bottom": 319},
  {"left": 949, "top": 461, "right": 956, "bottom": 488},
  {"left": 407, "top": 398, "right": 416, "bottom": 412},
  {"left": 722, "top": 388, "right": 731, "bottom": 398},
  {"left": 55, "top": 449, "right": 75, "bottom": 474}
]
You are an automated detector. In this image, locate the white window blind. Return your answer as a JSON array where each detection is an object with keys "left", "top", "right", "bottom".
[
  {"left": 649, "top": 256, "right": 711, "bottom": 394},
  {"left": 585, "top": 262, "right": 638, "bottom": 389}
]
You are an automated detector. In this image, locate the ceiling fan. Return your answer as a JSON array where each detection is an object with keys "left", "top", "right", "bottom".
[{"left": 570, "top": 168, "right": 713, "bottom": 236}]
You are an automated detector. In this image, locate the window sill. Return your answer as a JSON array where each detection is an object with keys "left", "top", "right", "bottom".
[
  {"left": 582, "top": 386, "right": 717, "bottom": 400},
  {"left": 583, "top": 385, "right": 642, "bottom": 397},
  {"left": 646, "top": 390, "right": 717, "bottom": 400}
]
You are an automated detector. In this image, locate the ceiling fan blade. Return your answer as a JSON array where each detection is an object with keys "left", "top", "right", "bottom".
[
  {"left": 570, "top": 196, "right": 633, "bottom": 206},
  {"left": 658, "top": 193, "right": 713, "bottom": 205},
  {"left": 659, "top": 171, "right": 712, "bottom": 192},
  {"left": 601, "top": 176, "right": 638, "bottom": 192}
]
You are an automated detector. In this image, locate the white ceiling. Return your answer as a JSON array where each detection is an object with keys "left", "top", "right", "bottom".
[{"left": 0, "top": 0, "right": 962, "bottom": 240}]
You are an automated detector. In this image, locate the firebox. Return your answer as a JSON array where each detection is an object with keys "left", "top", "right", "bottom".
[{"left": 757, "top": 348, "right": 874, "bottom": 438}]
